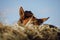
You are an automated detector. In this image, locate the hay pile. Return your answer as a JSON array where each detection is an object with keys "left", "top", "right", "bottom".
[{"left": 0, "top": 23, "right": 60, "bottom": 40}]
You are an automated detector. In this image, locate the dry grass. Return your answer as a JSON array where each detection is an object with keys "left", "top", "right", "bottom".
[{"left": 0, "top": 23, "right": 60, "bottom": 40}]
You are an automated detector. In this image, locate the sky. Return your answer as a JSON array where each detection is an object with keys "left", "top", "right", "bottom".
[{"left": 0, "top": 0, "right": 60, "bottom": 27}]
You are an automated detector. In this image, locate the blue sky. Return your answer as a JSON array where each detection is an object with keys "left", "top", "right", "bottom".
[{"left": 0, "top": 0, "right": 60, "bottom": 27}]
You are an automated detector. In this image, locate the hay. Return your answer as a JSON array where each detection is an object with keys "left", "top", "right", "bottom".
[{"left": 0, "top": 23, "right": 60, "bottom": 40}]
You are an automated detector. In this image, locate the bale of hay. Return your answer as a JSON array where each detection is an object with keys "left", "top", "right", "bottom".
[{"left": 0, "top": 23, "right": 60, "bottom": 40}]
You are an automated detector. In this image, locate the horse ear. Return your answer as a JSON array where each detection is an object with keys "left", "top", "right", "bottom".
[
  {"left": 19, "top": 7, "right": 24, "bottom": 19},
  {"left": 40, "top": 17, "right": 49, "bottom": 23}
]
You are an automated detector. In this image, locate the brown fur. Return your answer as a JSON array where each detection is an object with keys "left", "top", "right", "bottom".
[{"left": 18, "top": 7, "right": 49, "bottom": 25}]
